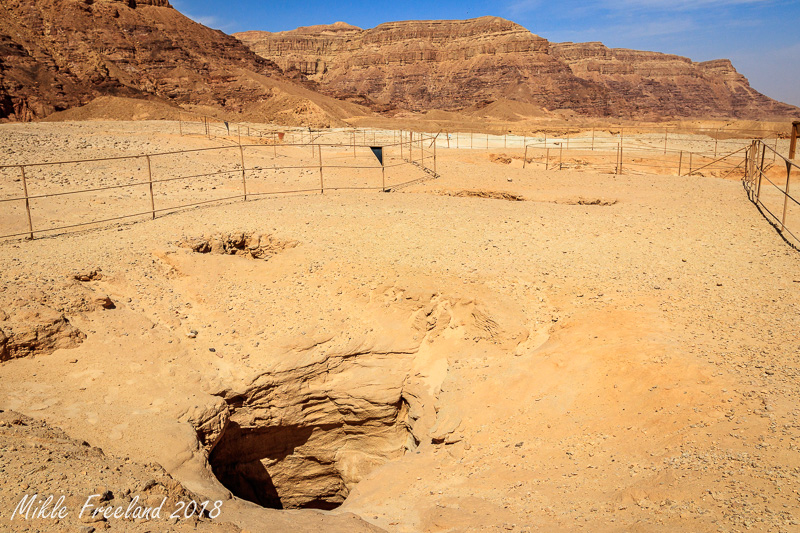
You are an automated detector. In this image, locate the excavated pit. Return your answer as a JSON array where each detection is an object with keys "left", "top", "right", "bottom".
[{"left": 208, "top": 394, "right": 416, "bottom": 510}]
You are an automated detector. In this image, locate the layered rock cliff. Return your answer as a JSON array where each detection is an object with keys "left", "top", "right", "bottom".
[
  {"left": 235, "top": 17, "right": 798, "bottom": 120},
  {"left": 0, "top": 0, "right": 368, "bottom": 124}
]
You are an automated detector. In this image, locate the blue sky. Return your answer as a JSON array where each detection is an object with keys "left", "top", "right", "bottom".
[{"left": 171, "top": 0, "right": 800, "bottom": 107}]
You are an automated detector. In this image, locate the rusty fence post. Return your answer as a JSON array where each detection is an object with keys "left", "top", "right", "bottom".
[
  {"left": 678, "top": 150, "right": 683, "bottom": 176},
  {"left": 239, "top": 145, "right": 248, "bottom": 201},
  {"left": 546, "top": 148, "right": 550, "bottom": 171},
  {"left": 756, "top": 142, "right": 764, "bottom": 203},
  {"left": 790, "top": 121, "right": 800, "bottom": 160},
  {"left": 781, "top": 160, "right": 792, "bottom": 232},
  {"left": 146, "top": 155, "right": 155, "bottom": 219},
  {"left": 19, "top": 165, "right": 34, "bottom": 239},
  {"left": 523, "top": 145, "right": 528, "bottom": 169}
]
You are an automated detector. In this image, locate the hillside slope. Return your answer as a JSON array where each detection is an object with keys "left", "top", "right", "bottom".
[{"left": 0, "top": 0, "right": 370, "bottom": 125}]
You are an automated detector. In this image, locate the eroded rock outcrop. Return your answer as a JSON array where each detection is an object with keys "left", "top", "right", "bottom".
[
  {"left": 235, "top": 16, "right": 799, "bottom": 119},
  {"left": 190, "top": 286, "right": 528, "bottom": 510},
  {"left": 0, "top": 303, "right": 85, "bottom": 362}
]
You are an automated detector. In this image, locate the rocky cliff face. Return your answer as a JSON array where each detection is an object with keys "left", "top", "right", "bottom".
[
  {"left": 0, "top": 0, "right": 365, "bottom": 123},
  {"left": 235, "top": 17, "right": 798, "bottom": 120}
]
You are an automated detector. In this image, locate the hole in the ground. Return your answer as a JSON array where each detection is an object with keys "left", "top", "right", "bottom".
[
  {"left": 438, "top": 189, "right": 526, "bottom": 201},
  {"left": 177, "top": 232, "right": 297, "bottom": 259},
  {"left": 208, "top": 396, "right": 416, "bottom": 510}
]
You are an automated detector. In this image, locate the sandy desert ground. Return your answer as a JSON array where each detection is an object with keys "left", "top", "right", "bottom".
[{"left": 1, "top": 120, "right": 799, "bottom": 532}]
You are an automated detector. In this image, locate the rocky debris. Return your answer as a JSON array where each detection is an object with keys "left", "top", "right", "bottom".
[
  {"left": 178, "top": 232, "right": 298, "bottom": 260},
  {"left": 0, "top": 410, "right": 241, "bottom": 532},
  {"left": 557, "top": 197, "right": 618, "bottom": 206},
  {"left": 0, "top": 303, "right": 85, "bottom": 362},
  {"left": 490, "top": 154, "right": 513, "bottom": 165},
  {"left": 235, "top": 16, "right": 799, "bottom": 120},
  {"left": 93, "top": 294, "right": 116, "bottom": 310},
  {"left": 74, "top": 269, "right": 103, "bottom": 282},
  {"left": 440, "top": 190, "right": 526, "bottom": 202}
]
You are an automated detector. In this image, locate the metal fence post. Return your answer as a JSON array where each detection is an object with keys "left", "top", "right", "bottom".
[
  {"left": 433, "top": 139, "right": 437, "bottom": 174},
  {"left": 678, "top": 151, "right": 683, "bottom": 176},
  {"left": 523, "top": 145, "right": 528, "bottom": 169},
  {"left": 559, "top": 143, "right": 563, "bottom": 171},
  {"left": 688, "top": 152, "right": 693, "bottom": 176},
  {"left": 756, "top": 142, "right": 764, "bottom": 203},
  {"left": 780, "top": 160, "right": 791, "bottom": 232},
  {"left": 20, "top": 166, "right": 34, "bottom": 239},
  {"left": 774, "top": 135, "right": 779, "bottom": 162},
  {"left": 546, "top": 148, "right": 549, "bottom": 171},
  {"left": 318, "top": 146, "right": 324, "bottom": 194},
  {"left": 381, "top": 149, "right": 386, "bottom": 192},
  {"left": 146, "top": 155, "right": 155, "bottom": 219},
  {"left": 239, "top": 145, "right": 247, "bottom": 201}
]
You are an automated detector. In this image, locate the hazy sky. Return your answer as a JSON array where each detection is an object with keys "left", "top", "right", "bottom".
[{"left": 171, "top": 0, "right": 800, "bottom": 107}]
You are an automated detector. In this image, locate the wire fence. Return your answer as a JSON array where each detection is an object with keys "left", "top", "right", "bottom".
[
  {"left": 2, "top": 115, "right": 789, "bottom": 244},
  {"left": 518, "top": 140, "right": 747, "bottom": 179},
  {"left": 743, "top": 139, "right": 799, "bottom": 248},
  {"left": 0, "top": 131, "right": 439, "bottom": 241}
]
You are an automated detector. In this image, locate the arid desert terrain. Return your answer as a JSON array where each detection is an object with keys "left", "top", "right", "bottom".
[{"left": 1, "top": 118, "right": 799, "bottom": 532}]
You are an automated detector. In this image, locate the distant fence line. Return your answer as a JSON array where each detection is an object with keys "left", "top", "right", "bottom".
[
  {"left": 3, "top": 116, "right": 792, "bottom": 244},
  {"left": 178, "top": 111, "right": 789, "bottom": 162},
  {"left": 743, "top": 139, "right": 799, "bottom": 248},
  {"left": 0, "top": 131, "right": 439, "bottom": 241},
  {"left": 519, "top": 139, "right": 747, "bottom": 178}
]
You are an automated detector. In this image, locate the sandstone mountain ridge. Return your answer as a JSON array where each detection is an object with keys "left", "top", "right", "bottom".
[{"left": 235, "top": 16, "right": 799, "bottom": 120}]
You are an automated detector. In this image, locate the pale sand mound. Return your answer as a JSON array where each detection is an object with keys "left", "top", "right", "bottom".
[{"left": 42, "top": 96, "right": 184, "bottom": 122}]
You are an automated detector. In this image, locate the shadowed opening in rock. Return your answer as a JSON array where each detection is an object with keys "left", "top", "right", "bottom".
[{"left": 208, "top": 398, "right": 415, "bottom": 510}]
